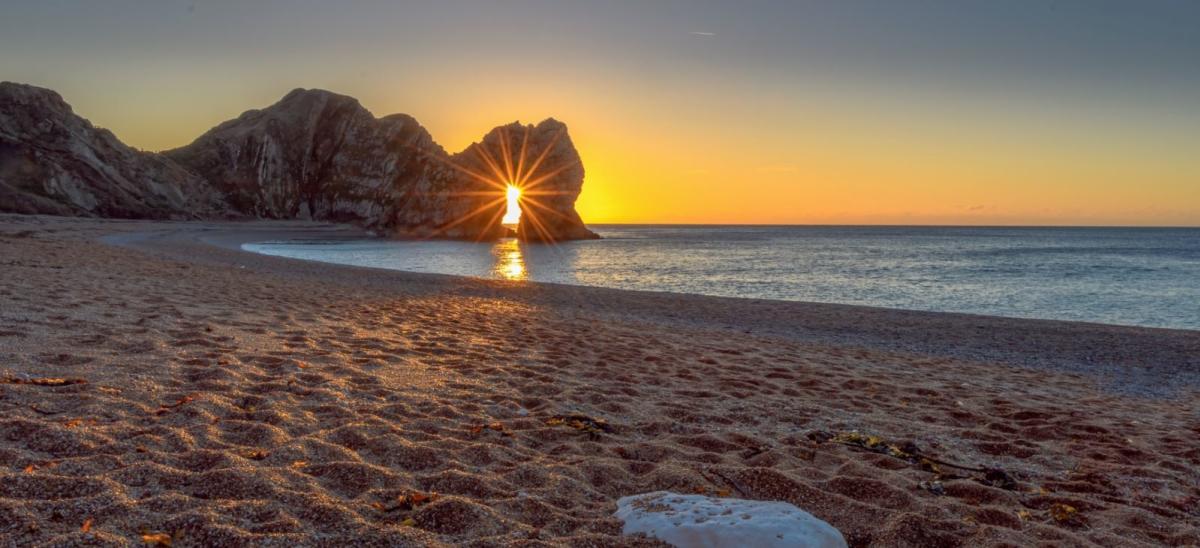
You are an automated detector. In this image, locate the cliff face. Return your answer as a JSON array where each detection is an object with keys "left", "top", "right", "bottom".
[
  {"left": 0, "top": 82, "right": 597, "bottom": 241},
  {"left": 0, "top": 82, "right": 227, "bottom": 219},
  {"left": 163, "top": 89, "right": 455, "bottom": 232}
]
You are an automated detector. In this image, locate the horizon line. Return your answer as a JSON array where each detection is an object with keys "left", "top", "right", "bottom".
[{"left": 585, "top": 222, "right": 1200, "bottom": 229}]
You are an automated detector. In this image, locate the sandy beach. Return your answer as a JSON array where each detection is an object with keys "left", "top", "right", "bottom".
[{"left": 1, "top": 214, "right": 1197, "bottom": 547}]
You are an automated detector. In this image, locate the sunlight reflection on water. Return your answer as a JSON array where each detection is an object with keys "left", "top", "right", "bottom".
[{"left": 490, "top": 238, "right": 527, "bottom": 280}]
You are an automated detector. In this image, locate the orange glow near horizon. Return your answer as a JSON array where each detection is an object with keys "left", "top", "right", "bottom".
[
  {"left": 376, "top": 68, "right": 1197, "bottom": 228},
  {"left": 56, "top": 75, "right": 1200, "bottom": 228},
  {"left": 502, "top": 184, "right": 522, "bottom": 225}
]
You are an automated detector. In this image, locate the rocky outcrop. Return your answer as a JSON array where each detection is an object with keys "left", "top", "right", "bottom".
[
  {"left": 453, "top": 119, "right": 598, "bottom": 242},
  {"left": 0, "top": 82, "right": 228, "bottom": 219},
  {"left": 0, "top": 82, "right": 597, "bottom": 241},
  {"left": 163, "top": 89, "right": 468, "bottom": 234}
]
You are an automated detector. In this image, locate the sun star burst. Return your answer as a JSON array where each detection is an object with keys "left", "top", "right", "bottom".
[{"left": 423, "top": 125, "right": 577, "bottom": 243}]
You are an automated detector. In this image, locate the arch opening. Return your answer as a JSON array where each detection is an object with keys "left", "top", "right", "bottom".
[{"left": 502, "top": 184, "right": 522, "bottom": 226}]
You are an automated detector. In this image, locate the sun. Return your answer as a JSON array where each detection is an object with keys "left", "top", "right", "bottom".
[{"left": 502, "top": 184, "right": 522, "bottom": 225}]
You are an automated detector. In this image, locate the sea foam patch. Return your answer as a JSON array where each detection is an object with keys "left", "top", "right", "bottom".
[{"left": 614, "top": 491, "right": 847, "bottom": 548}]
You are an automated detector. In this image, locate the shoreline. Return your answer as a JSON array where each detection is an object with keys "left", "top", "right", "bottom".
[
  {"left": 109, "top": 217, "right": 1199, "bottom": 396},
  {"left": 2, "top": 214, "right": 1198, "bottom": 546},
  {"left": 234, "top": 229, "right": 1199, "bottom": 334}
]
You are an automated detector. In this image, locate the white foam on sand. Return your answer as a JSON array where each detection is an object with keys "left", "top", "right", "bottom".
[{"left": 614, "top": 491, "right": 847, "bottom": 548}]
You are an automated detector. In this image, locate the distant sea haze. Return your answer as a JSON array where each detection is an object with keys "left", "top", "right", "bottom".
[{"left": 244, "top": 226, "right": 1200, "bottom": 331}]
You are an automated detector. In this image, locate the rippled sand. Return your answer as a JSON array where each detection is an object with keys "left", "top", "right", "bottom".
[{"left": 1, "top": 215, "right": 1197, "bottom": 546}]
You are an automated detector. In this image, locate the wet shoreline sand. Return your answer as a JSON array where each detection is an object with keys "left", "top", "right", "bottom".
[{"left": 1, "top": 215, "right": 1197, "bottom": 546}]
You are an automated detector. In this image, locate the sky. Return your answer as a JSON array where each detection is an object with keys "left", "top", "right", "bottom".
[{"left": 2, "top": 0, "right": 1198, "bottom": 226}]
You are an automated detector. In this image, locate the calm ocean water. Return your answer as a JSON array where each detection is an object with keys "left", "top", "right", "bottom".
[{"left": 244, "top": 226, "right": 1200, "bottom": 330}]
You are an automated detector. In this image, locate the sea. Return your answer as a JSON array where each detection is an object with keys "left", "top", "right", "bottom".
[{"left": 243, "top": 225, "right": 1200, "bottom": 330}]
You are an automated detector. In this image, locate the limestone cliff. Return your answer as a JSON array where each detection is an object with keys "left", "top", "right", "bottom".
[
  {"left": 0, "top": 82, "right": 597, "bottom": 241},
  {"left": 163, "top": 88, "right": 480, "bottom": 236},
  {"left": 0, "top": 82, "right": 227, "bottom": 219}
]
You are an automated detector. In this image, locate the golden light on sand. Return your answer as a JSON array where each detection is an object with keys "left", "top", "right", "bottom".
[
  {"left": 491, "top": 238, "right": 527, "bottom": 280},
  {"left": 502, "top": 184, "right": 522, "bottom": 225}
]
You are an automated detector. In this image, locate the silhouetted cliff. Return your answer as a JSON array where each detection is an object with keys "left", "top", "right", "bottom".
[{"left": 0, "top": 82, "right": 597, "bottom": 241}]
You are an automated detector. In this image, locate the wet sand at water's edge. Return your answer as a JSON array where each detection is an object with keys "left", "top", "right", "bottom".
[{"left": 1, "top": 214, "right": 1197, "bottom": 546}]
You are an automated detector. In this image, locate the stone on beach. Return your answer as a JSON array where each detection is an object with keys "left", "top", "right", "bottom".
[{"left": 614, "top": 491, "right": 847, "bottom": 548}]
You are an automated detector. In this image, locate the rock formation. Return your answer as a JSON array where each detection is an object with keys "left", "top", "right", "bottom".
[
  {"left": 0, "top": 82, "right": 597, "bottom": 241},
  {"left": 0, "top": 82, "right": 227, "bottom": 219},
  {"left": 455, "top": 120, "right": 597, "bottom": 242}
]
